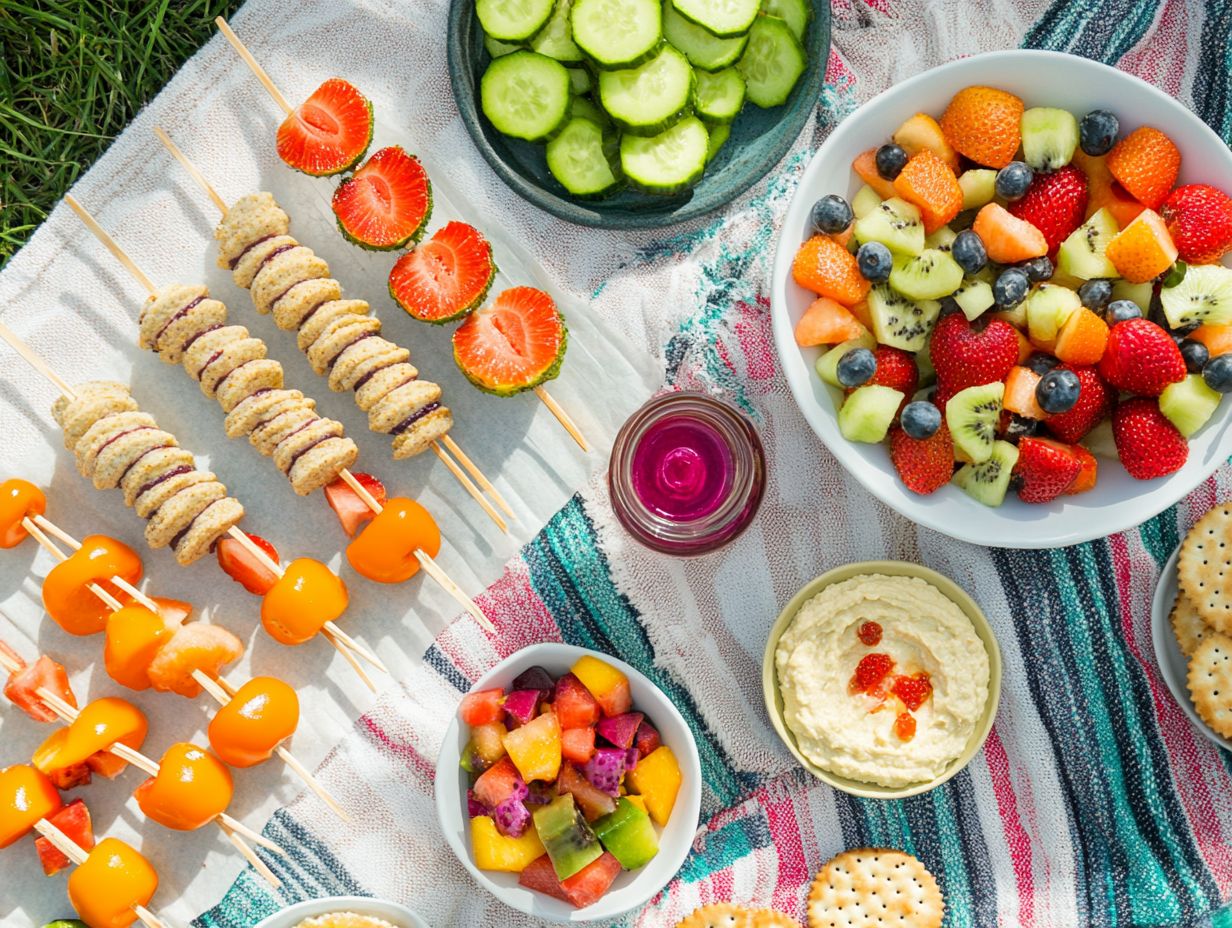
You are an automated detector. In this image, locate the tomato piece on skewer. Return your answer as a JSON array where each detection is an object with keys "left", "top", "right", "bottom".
[
  {"left": 4, "top": 654, "right": 78, "bottom": 723},
  {"left": 35, "top": 798, "right": 94, "bottom": 875}
]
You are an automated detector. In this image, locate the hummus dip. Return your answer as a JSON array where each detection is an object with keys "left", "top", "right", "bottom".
[{"left": 775, "top": 573, "right": 990, "bottom": 788}]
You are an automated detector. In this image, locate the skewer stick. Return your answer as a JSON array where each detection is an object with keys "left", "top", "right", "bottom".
[
  {"left": 533, "top": 386, "right": 589, "bottom": 452},
  {"left": 0, "top": 321, "right": 77, "bottom": 399},
  {"left": 152, "top": 128, "right": 513, "bottom": 532},
  {"left": 189, "top": 668, "right": 350, "bottom": 821},
  {"left": 430, "top": 443, "right": 507, "bottom": 533},
  {"left": 63, "top": 196, "right": 157, "bottom": 294},
  {"left": 33, "top": 820, "right": 169, "bottom": 928}
]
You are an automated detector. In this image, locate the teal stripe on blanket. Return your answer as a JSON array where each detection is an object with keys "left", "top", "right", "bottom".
[
  {"left": 522, "top": 497, "right": 756, "bottom": 813},
  {"left": 1023, "top": 0, "right": 1161, "bottom": 61}
]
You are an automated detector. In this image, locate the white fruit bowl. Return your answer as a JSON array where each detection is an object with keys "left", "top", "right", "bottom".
[
  {"left": 434, "top": 643, "right": 702, "bottom": 923},
  {"left": 771, "top": 49, "right": 1232, "bottom": 548}
]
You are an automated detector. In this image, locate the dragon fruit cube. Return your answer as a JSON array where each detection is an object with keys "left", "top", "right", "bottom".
[{"left": 582, "top": 747, "right": 629, "bottom": 797}]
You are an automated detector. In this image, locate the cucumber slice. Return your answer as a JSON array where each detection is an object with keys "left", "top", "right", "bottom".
[
  {"left": 477, "top": 0, "right": 558, "bottom": 42},
  {"left": 670, "top": 0, "right": 759, "bottom": 36},
  {"left": 598, "top": 44, "right": 694, "bottom": 135},
  {"left": 571, "top": 0, "right": 662, "bottom": 69},
  {"left": 662, "top": 1, "right": 748, "bottom": 70},
  {"left": 531, "top": 0, "right": 585, "bottom": 61},
  {"left": 484, "top": 34, "right": 525, "bottom": 57},
  {"left": 567, "top": 66, "right": 592, "bottom": 94},
  {"left": 570, "top": 94, "right": 609, "bottom": 124},
  {"left": 705, "top": 121, "right": 731, "bottom": 161},
  {"left": 547, "top": 117, "right": 622, "bottom": 195},
  {"left": 693, "top": 67, "right": 745, "bottom": 123},
  {"left": 620, "top": 115, "right": 709, "bottom": 193},
  {"left": 738, "top": 14, "right": 805, "bottom": 107},
  {"left": 481, "top": 51, "right": 572, "bottom": 141},
  {"left": 760, "top": 0, "right": 809, "bottom": 39}
]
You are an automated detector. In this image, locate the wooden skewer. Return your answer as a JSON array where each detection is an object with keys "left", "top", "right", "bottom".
[
  {"left": 214, "top": 18, "right": 589, "bottom": 455},
  {"left": 0, "top": 320, "right": 77, "bottom": 399},
  {"left": 71, "top": 185, "right": 497, "bottom": 634},
  {"left": 23, "top": 681, "right": 285, "bottom": 886},
  {"left": 153, "top": 121, "right": 513, "bottom": 533},
  {"left": 33, "top": 819, "right": 169, "bottom": 928},
  {"left": 190, "top": 669, "right": 351, "bottom": 821}
]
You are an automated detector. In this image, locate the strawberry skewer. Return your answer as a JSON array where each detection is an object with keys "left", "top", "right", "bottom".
[
  {"left": 62, "top": 195, "right": 493, "bottom": 633},
  {"left": 214, "top": 15, "right": 588, "bottom": 452}
]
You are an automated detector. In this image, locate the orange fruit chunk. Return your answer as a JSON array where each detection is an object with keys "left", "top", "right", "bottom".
[
  {"left": 1107, "top": 126, "right": 1181, "bottom": 210},
  {"left": 794, "top": 297, "right": 867, "bottom": 347},
  {"left": 133, "top": 743, "right": 233, "bottom": 831},
  {"left": 1055, "top": 307, "right": 1110, "bottom": 366},
  {"left": 146, "top": 623, "right": 243, "bottom": 697},
  {"left": 1105, "top": 209, "right": 1179, "bottom": 283},
  {"left": 1072, "top": 150, "right": 1146, "bottom": 227},
  {"left": 67, "top": 837, "right": 158, "bottom": 928},
  {"left": 1190, "top": 324, "right": 1232, "bottom": 357},
  {"left": 972, "top": 203, "right": 1049, "bottom": 264},
  {"left": 938, "top": 85, "right": 1025, "bottom": 169},
  {"left": 346, "top": 497, "right": 442, "bottom": 583},
  {"left": 1065, "top": 445, "right": 1099, "bottom": 495},
  {"left": 851, "top": 148, "right": 897, "bottom": 200},
  {"left": 1003, "top": 366, "right": 1047, "bottom": 419},
  {"left": 892, "top": 150, "right": 962, "bottom": 234},
  {"left": 791, "top": 235, "right": 870, "bottom": 307},
  {"left": 892, "top": 113, "right": 960, "bottom": 172},
  {"left": 0, "top": 478, "right": 45, "bottom": 549}
]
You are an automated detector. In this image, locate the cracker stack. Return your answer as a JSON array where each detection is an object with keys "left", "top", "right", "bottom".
[{"left": 1177, "top": 504, "right": 1232, "bottom": 738}]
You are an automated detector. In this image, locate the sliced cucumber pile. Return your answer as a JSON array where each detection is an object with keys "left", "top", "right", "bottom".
[{"left": 475, "top": 0, "right": 811, "bottom": 198}]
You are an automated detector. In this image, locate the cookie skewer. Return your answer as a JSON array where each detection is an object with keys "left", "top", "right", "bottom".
[
  {"left": 0, "top": 324, "right": 385, "bottom": 685},
  {"left": 215, "top": 15, "right": 589, "bottom": 453},
  {"left": 63, "top": 195, "right": 494, "bottom": 631},
  {"left": 0, "top": 643, "right": 283, "bottom": 887},
  {"left": 13, "top": 508, "right": 350, "bottom": 819},
  {"left": 152, "top": 127, "right": 516, "bottom": 530}
]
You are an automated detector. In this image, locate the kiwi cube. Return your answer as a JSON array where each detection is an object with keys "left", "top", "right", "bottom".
[
  {"left": 889, "top": 248, "right": 964, "bottom": 302},
  {"left": 838, "top": 384, "right": 904, "bottom": 443},
  {"left": 958, "top": 169, "right": 997, "bottom": 210},
  {"left": 852, "top": 197, "right": 925, "bottom": 256},
  {"left": 852, "top": 184, "right": 882, "bottom": 220},
  {"left": 1160, "top": 264, "right": 1232, "bottom": 329},
  {"left": 1026, "top": 284, "right": 1081, "bottom": 343},
  {"left": 868, "top": 284, "right": 941, "bottom": 352},
  {"left": 1021, "top": 106, "right": 1080, "bottom": 172},
  {"left": 953, "top": 278, "right": 995, "bottom": 321},
  {"left": 1056, "top": 208, "right": 1120, "bottom": 281},
  {"left": 1111, "top": 279, "right": 1153, "bottom": 312},
  {"left": 1159, "top": 374, "right": 1222, "bottom": 437}
]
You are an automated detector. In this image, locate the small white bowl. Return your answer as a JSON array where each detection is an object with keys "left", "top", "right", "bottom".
[
  {"left": 1151, "top": 544, "right": 1232, "bottom": 752},
  {"left": 771, "top": 49, "right": 1232, "bottom": 548},
  {"left": 252, "top": 896, "right": 428, "bottom": 928},
  {"left": 434, "top": 643, "right": 702, "bottom": 923}
]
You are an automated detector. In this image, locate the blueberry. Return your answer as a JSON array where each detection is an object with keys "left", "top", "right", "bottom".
[
  {"left": 1036, "top": 369, "right": 1082, "bottom": 414},
  {"left": 811, "top": 194, "right": 854, "bottom": 235},
  {"left": 950, "top": 230, "right": 987, "bottom": 275},
  {"left": 836, "top": 347, "right": 877, "bottom": 388},
  {"left": 1004, "top": 414, "right": 1040, "bottom": 442},
  {"left": 1079, "top": 110, "right": 1120, "bottom": 157},
  {"left": 1025, "top": 352, "right": 1060, "bottom": 376},
  {"left": 875, "top": 143, "right": 909, "bottom": 180},
  {"left": 1078, "top": 279, "right": 1113, "bottom": 311},
  {"left": 1203, "top": 354, "right": 1232, "bottom": 393},
  {"left": 1019, "top": 256, "right": 1054, "bottom": 283},
  {"left": 1173, "top": 320, "right": 1199, "bottom": 337},
  {"left": 995, "top": 161, "right": 1033, "bottom": 201},
  {"left": 900, "top": 401, "right": 942, "bottom": 440},
  {"left": 994, "top": 268, "right": 1031, "bottom": 308},
  {"left": 1181, "top": 339, "right": 1210, "bottom": 373},
  {"left": 1107, "top": 299, "right": 1142, "bottom": 324},
  {"left": 856, "top": 241, "right": 893, "bottom": 282}
]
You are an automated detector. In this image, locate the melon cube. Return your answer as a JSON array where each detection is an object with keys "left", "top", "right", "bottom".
[
  {"left": 471, "top": 815, "right": 545, "bottom": 872},
  {"left": 571, "top": 655, "right": 633, "bottom": 717},
  {"left": 502, "top": 710, "right": 562, "bottom": 782},
  {"left": 625, "top": 745, "right": 682, "bottom": 826}
]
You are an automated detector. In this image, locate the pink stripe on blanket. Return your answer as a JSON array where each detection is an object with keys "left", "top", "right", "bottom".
[
  {"left": 983, "top": 727, "right": 1035, "bottom": 923},
  {"left": 762, "top": 788, "right": 809, "bottom": 915},
  {"left": 1117, "top": 0, "right": 1188, "bottom": 98},
  {"left": 358, "top": 714, "right": 436, "bottom": 782}
]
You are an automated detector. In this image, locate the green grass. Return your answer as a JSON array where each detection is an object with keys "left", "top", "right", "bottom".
[{"left": 0, "top": 0, "right": 243, "bottom": 266}]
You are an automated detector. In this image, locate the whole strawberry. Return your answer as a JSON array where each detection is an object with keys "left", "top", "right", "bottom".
[
  {"left": 1161, "top": 183, "right": 1232, "bottom": 265},
  {"left": 1113, "top": 397, "right": 1188, "bottom": 479},
  {"left": 1012, "top": 436, "right": 1082, "bottom": 503},
  {"left": 1044, "top": 364, "right": 1116, "bottom": 443},
  {"left": 1097, "top": 318, "right": 1185, "bottom": 396},
  {"left": 930, "top": 313, "right": 1020, "bottom": 404},
  {"left": 1008, "top": 164, "right": 1089, "bottom": 257},
  {"left": 888, "top": 424, "right": 955, "bottom": 495}
]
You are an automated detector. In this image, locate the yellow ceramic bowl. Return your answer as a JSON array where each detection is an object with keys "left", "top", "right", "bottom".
[{"left": 762, "top": 560, "right": 1002, "bottom": 799}]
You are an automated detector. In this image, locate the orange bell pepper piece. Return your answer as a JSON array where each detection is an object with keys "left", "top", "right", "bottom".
[
  {"left": 207, "top": 676, "right": 300, "bottom": 768},
  {"left": 42, "top": 535, "right": 143, "bottom": 636},
  {"left": 0, "top": 763, "right": 62, "bottom": 848},
  {"left": 67, "top": 837, "right": 158, "bottom": 928},
  {"left": 260, "top": 558, "right": 348, "bottom": 645},
  {"left": 0, "top": 478, "right": 46, "bottom": 548},
  {"left": 33, "top": 697, "right": 148, "bottom": 778},
  {"left": 346, "top": 497, "right": 441, "bottom": 583},
  {"left": 133, "top": 743, "right": 233, "bottom": 831}
]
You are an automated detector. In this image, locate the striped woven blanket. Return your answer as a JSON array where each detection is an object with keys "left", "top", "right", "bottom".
[{"left": 196, "top": 1, "right": 1232, "bottom": 925}]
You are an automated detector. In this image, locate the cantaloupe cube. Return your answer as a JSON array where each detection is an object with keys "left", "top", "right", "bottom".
[{"left": 502, "top": 711, "right": 562, "bottom": 783}]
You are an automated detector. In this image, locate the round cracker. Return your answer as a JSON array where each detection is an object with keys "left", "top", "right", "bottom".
[
  {"left": 253, "top": 247, "right": 330, "bottom": 314},
  {"left": 1178, "top": 505, "right": 1232, "bottom": 635},
  {"left": 807, "top": 849, "right": 943, "bottom": 928},
  {"left": 675, "top": 903, "right": 757, "bottom": 928},
  {"left": 392, "top": 406, "right": 452, "bottom": 459},
  {"left": 1172, "top": 593, "right": 1213, "bottom": 659},
  {"left": 1187, "top": 630, "right": 1232, "bottom": 738},
  {"left": 753, "top": 911, "right": 802, "bottom": 928},
  {"left": 306, "top": 316, "right": 382, "bottom": 376},
  {"left": 216, "top": 359, "right": 286, "bottom": 413},
  {"left": 173, "top": 496, "right": 244, "bottom": 565}
]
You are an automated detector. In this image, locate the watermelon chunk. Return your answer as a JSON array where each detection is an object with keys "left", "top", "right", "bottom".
[
  {"left": 460, "top": 688, "right": 505, "bottom": 727},
  {"left": 595, "top": 712, "right": 643, "bottom": 750},
  {"left": 553, "top": 673, "right": 600, "bottom": 730},
  {"left": 561, "top": 727, "right": 596, "bottom": 766},
  {"left": 35, "top": 799, "right": 93, "bottom": 876},
  {"left": 633, "top": 721, "right": 661, "bottom": 759},
  {"left": 518, "top": 852, "right": 623, "bottom": 908},
  {"left": 472, "top": 756, "right": 524, "bottom": 810}
]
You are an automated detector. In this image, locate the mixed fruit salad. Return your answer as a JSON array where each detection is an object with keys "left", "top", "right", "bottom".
[
  {"left": 460, "top": 655, "right": 682, "bottom": 908},
  {"left": 475, "top": 0, "right": 809, "bottom": 196},
  {"left": 789, "top": 85, "right": 1232, "bottom": 506}
]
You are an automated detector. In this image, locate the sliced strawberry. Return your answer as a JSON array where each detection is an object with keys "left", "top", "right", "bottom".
[
  {"left": 4, "top": 655, "right": 77, "bottom": 724},
  {"left": 276, "top": 77, "right": 373, "bottom": 176},
  {"left": 452, "top": 287, "right": 567, "bottom": 396},
  {"left": 35, "top": 798, "right": 93, "bottom": 876},
  {"left": 389, "top": 221, "right": 496, "bottom": 324},
  {"left": 1012, "top": 436, "right": 1082, "bottom": 503},
  {"left": 215, "top": 532, "right": 281, "bottom": 596},
  {"left": 332, "top": 146, "right": 432, "bottom": 250},
  {"left": 323, "top": 472, "right": 387, "bottom": 537}
]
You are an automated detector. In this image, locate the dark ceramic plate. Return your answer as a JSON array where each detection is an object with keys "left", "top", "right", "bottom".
[{"left": 447, "top": 0, "right": 831, "bottom": 230}]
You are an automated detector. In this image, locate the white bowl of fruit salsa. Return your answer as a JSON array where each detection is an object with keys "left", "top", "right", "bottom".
[
  {"left": 771, "top": 50, "right": 1232, "bottom": 548},
  {"left": 434, "top": 643, "right": 702, "bottom": 922}
]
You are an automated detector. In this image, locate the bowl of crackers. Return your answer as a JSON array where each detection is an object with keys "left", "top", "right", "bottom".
[{"left": 1153, "top": 503, "right": 1232, "bottom": 748}]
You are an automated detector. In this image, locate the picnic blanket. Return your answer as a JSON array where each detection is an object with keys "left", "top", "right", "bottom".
[{"left": 6, "top": 0, "right": 1232, "bottom": 926}]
